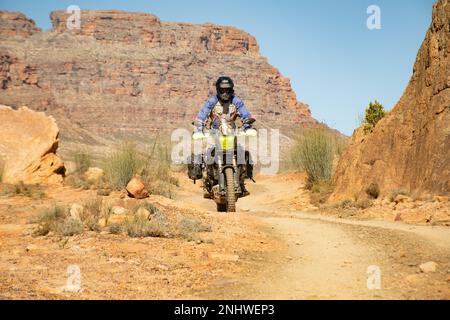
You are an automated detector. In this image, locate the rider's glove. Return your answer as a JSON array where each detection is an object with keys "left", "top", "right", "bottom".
[
  {"left": 243, "top": 128, "right": 257, "bottom": 137},
  {"left": 192, "top": 132, "right": 205, "bottom": 140}
]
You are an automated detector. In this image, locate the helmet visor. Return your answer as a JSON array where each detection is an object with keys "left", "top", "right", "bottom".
[{"left": 218, "top": 87, "right": 233, "bottom": 94}]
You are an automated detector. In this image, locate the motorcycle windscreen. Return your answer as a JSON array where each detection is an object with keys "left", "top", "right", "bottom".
[{"left": 219, "top": 136, "right": 235, "bottom": 151}]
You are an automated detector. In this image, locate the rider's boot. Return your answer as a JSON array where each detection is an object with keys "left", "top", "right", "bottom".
[
  {"left": 203, "top": 190, "right": 212, "bottom": 199},
  {"left": 241, "top": 184, "right": 250, "bottom": 197}
]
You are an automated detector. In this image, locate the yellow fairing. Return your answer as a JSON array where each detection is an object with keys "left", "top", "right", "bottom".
[{"left": 220, "top": 136, "right": 235, "bottom": 150}]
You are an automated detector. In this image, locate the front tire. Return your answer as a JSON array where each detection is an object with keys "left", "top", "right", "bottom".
[
  {"left": 224, "top": 167, "right": 236, "bottom": 212},
  {"left": 217, "top": 203, "right": 227, "bottom": 212}
]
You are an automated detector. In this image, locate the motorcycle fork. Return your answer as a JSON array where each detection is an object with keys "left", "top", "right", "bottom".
[{"left": 217, "top": 151, "right": 240, "bottom": 195}]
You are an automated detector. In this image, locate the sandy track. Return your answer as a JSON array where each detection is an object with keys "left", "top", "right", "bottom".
[{"left": 177, "top": 173, "right": 450, "bottom": 300}]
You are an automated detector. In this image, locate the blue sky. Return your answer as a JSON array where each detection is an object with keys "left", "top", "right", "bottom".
[{"left": 1, "top": 0, "right": 434, "bottom": 135}]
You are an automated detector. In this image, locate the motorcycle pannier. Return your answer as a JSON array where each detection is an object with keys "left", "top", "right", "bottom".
[{"left": 187, "top": 153, "right": 203, "bottom": 180}]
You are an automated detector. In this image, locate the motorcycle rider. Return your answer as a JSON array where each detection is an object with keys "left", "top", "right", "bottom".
[{"left": 192, "top": 76, "right": 256, "bottom": 197}]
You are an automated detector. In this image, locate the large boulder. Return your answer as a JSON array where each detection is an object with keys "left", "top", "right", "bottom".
[
  {"left": 0, "top": 105, "right": 65, "bottom": 184},
  {"left": 126, "top": 176, "right": 149, "bottom": 199},
  {"left": 331, "top": 0, "right": 450, "bottom": 200}
]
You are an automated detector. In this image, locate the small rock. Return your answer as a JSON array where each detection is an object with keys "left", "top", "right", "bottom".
[
  {"left": 111, "top": 206, "right": 127, "bottom": 215},
  {"left": 419, "top": 261, "right": 437, "bottom": 273},
  {"left": 433, "top": 196, "right": 449, "bottom": 203},
  {"left": 119, "top": 190, "right": 128, "bottom": 199},
  {"left": 70, "top": 203, "right": 84, "bottom": 220},
  {"left": 84, "top": 167, "right": 104, "bottom": 182},
  {"left": 155, "top": 264, "right": 169, "bottom": 271},
  {"left": 404, "top": 274, "right": 422, "bottom": 284},
  {"left": 107, "top": 257, "right": 125, "bottom": 264},
  {"left": 25, "top": 244, "right": 38, "bottom": 252},
  {"left": 100, "top": 215, "right": 126, "bottom": 227},
  {"left": 126, "top": 176, "right": 149, "bottom": 199}
]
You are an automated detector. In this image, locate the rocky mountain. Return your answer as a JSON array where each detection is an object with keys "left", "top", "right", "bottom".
[
  {"left": 0, "top": 10, "right": 317, "bottom": 146},
  {"left": 331, "top": 0, "right": 450, "bottom": 200}
]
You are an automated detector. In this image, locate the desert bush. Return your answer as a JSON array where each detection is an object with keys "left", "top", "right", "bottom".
[
  {"left": 290, "top": 129, "right": 342, "bottom": 189},
  {"left": 64, "top": 174, "right": 92, "bottom": 190},
  {"left": 80, "top": 197, "right": 103, "bottom": 231},
  {"left": 365, "top": 183, "right": 380, "bottom": 199},
  {"left": 363, "top": 100, "right": 386, "bottom": 133},
  {"left": 56, "top": 217, "right": 84, "bottom": 236},
  {"left": 32, "top": 205, "right": 70, "bottom": 236},
  {"left": 73, "top": 150, "right": 91, "bottom": 174},
  {"left": 140, "top": 143, "right": 179, "bottom": 198},
  {"left": 7, "top": 181, "right": 45, "bottom": 200},
  {"left": 109, "top": 223, "right": 122, "bottom": 235},
  {"left": 334, "top": 199, "right": 354, "bottom": 209},
  {"left": 123, "top": 214, "right": 167, "bottom": 238},
  {"left": 104, "top": 142, "right": 143, "bottom": 189},
  {"left": 177, "top": 217, "right": 212, "bottom": 237}
]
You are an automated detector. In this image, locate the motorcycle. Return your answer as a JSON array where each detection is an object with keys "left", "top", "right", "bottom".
[{"left": 189, "top": 118, "right": 257, "bottom": 212}]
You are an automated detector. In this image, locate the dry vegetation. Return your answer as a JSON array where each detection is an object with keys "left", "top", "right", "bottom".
[
  {"left": 0, "top": 181, "right": 46, "bottom": 200},
  {"left": 64, "top": 139, "right": 179, "bottom": 199},
  {"left": 289, "top": 128, "right": 346, "bottom": 205}
]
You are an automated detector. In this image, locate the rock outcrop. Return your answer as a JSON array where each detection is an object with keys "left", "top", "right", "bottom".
[
  {"left": 0, "top": 105, "right": 65, "bottom": 184},
  {"left": 0, "top": 10, "right": 316, "bottom": 145},
  {"left": 331, "top": 0, "right": 450, "bottom": 200},
  {"left": 0, "top": 11, "right": 40, "bottom": 39}
]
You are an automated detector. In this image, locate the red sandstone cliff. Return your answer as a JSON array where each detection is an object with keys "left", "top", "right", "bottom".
[
  {"left": 331, "top": 0, "right": 450, "bottom": 199},
  {"left": 0, "top": 10, "right": 317, "bottom": 145}
]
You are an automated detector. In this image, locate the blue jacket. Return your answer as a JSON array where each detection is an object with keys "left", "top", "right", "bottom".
[{"left": 195, "top": 95, "right": 252, "bottom": 132}]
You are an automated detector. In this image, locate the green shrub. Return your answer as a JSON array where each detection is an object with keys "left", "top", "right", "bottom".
[
  {"left": 80, "top": 197, "right": 103, "bottom": 231},
  {"left": 73, "top": 150, "right": 91, "bottom": 174},
  {"left": 334, "top": 199, "right": 354, "bottom": 209},
  {"left": 64, "top": 174, "right": 91, "bottom": 190},
  {"left": 109, "top": 223, "right": 122, "bottom": 235},
  {"left": 56, "top": 217, "right": 83, "bottom": 236},
  {"left": 12, "top": 182, "right": 45, "bottom": 199},
  {"left": 123, "top": 214, "right": 167, "bottom": 238},
  {"left": 363, "top": 100, "right": 386, "bottom": 133},
  {"left": 32, "top": 205, "right": 69, "bottom": 236},
  {"left": 177, "top": 217, "right": 212, "bottom": 237},
  {"left": 365, "top": 182, "right": 380, "bottom": 199},
  {"left": 140, "top": 144, "right": 179, "bottom": 198},
  {"left": 104, "top": 142, "right": 142, "bottom": 189},
  {"left": 290, "top": 129, "right": 341, "bottom": 189}
]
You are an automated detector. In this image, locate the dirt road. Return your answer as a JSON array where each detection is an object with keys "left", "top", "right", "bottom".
[
  {"left": 176, "top": 173, "right": 450, "bottom": 300},
  {"left": 0, "top": 173, "right": 449, "bottom": 299}
]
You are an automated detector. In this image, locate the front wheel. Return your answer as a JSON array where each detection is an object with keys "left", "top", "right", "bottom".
[{"left": 224, "top": 167, "right": 236, "bottom": 212}]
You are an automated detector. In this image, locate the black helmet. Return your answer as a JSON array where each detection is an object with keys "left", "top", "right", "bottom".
[{"left": 216, "top": 76, "right": 234, "bottom": 102}]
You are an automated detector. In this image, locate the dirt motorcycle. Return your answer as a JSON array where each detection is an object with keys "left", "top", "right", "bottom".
[{"left": 188, "top": 118, "right": 256, "bottom": 212}]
